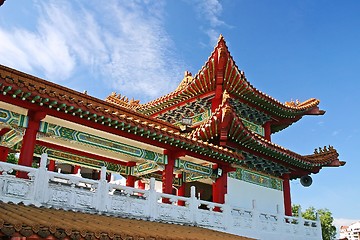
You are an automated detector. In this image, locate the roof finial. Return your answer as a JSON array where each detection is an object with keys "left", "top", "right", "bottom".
[
  {"left": 218, "top": 34, "right": 224, "bottom": 42},
  {"left": 184, "top": 70, "right": 192, "bottom": 77}
]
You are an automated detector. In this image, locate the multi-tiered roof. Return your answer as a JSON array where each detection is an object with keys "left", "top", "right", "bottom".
[{"left": 106, "top": 35, "right": 344, "bottom": 179}]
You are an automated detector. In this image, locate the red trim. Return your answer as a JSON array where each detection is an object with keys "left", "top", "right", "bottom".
[{"left": 282, "top": 174, "right": 292, "bottom": 216}]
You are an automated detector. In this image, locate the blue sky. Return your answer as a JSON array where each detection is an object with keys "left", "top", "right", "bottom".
[{"left": 1, "top": 0, "right": 359, "bottom": 231}]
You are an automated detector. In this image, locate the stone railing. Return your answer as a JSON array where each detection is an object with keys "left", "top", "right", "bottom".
[{"left": 0, "top": 154, "right": 322, "bottom": 240}]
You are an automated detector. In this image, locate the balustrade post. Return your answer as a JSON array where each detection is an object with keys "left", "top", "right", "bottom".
[
  {"left": 252, "top": 200, "right": 259, "bottom": 232},
  {"left": 275, "top": 204, "right": 282, "bottom": 234},
  {"left": 148, "top": 178, "right": 157, "bottom": 221},
  {"left": 189, "top": 186, "right": 198, "bottom": 225},
  {"left": 315, "top": 212, "right": 322, "bottom": 238},
  {"left": 223, "top": 194, "right": 232, "bottom": 231},
  {"left": 297, "top": 206, "right": 304, "bottom": 236},
  {"left": 95, "top": 166, "right": 108, "bottom": 212},
  {"left": 33, "top": 153, "right": 49, "bottom": 204}
]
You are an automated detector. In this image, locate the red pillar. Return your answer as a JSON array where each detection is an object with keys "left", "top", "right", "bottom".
[
  {"left": 162, "top": 150, "right": 185, "bottom": 203},
  {"left": 137, "top": 180, "right": 145, "bottom": 190},
  {"left": 72, "top": 165, "right": 81, "bottom": 174},
  {"left": 0, "top": 146, "right": 9, "bottom": 162},
  {"left": 162, "top": 157, "right": 174, "bottom": 194},
  {"left": 126, "top": 162, "right": 136, "bottom": 187},
  {"left": 136, "top": 179, "right": 145, "bottom": 197},
  {"left": 17, "top": 110, "right": 46, "bottom": 178},
  {"left": 212, "top": 165, "right": 234, "bottom": 211},
  {"left": 283, "top": 174, "right": 292, "bottom": 216},
  {"left": 212, "top": 168, "right": 227, "bottom": 204},
  {"left": 162, "top": 152, "right": 175, "bottom": 204},
  {"left": 48, "top": 160, "right": 56, "bottom": 171},
  {"left": 177, "top": 174, "right": 185, "bottom": 206},
  {"left": 264, "top": 121, "right": 271, "bottom": 141}
]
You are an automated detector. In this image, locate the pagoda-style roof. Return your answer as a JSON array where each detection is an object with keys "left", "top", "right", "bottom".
[
  {"left": 189, "top": 92, "right": 344, "bottom": 178},
  {"left": 0, "top": 34, "right": 344, "bottom": 179},
  {"left": 0, "top": 65, "right": 243, "bottom": 165},
  {"left": 105, "top": 35, "right": 324, "bottom": 134}
]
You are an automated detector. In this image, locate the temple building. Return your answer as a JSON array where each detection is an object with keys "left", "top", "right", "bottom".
[{"left": 0, "top": 36, "right": 344, "bottom": 240}]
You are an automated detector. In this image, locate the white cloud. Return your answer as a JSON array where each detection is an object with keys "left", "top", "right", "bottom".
[
  {"left": 0, "top": 0, "right": 184, "bottom": 102},
  {"left": 0, "top": 16, "right": 75, "bottom": 81},
  {"left": 332, "top": 130, "right": 341, "bottom": 136},
  {"left": 192, "top": 0, "right": 226, "bottom": 45}
]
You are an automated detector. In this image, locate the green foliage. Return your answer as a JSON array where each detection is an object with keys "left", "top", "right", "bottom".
[
  {"left": 292, "top": 204, "right": 336, "bottom": 240},
  {"left": 6, "top": 153, "right": 18, "bottom": 175},
  {"left": 6, "top": 153, "right": 18, "bottom": 164}
]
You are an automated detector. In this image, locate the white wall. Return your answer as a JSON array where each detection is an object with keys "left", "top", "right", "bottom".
[{"left": 227, "top": 177, "right": 285, "bottom": 214}]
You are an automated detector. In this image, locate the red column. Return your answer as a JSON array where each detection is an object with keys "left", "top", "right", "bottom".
[
  {"left": 162, "top": 158, "right": 174, "bottom": 194},
  {"left": 264, "top": 121, "right": 271, "bottom": 141},
  {"left": 126, "top": 162, "right": 136, "bottom": 187},
  {"left": 177, "top": 174, "right": 185, "bottom": 206},
  {"left": 162, "top": 154, "right": 175, "bottom": 204},
  {"left": 48, "top": 160, "right": 56, "bottom": 171},
  {"left": 137, "top": 180, "right": 145, "bottom": 190},
  {"left": 72, "top": 165, "right": 81, "bottom": 174},
  {"left": 283, "top": 174, "right": 292, "bottom": 216},
  {"left": 212, "top": 165, "right": 234, "bottom": 211},
  {"left": 17, "top": 110, "right": 46, "bottom": 178},
  {"left": 0, "top": 146, "right": 9, "bottom": 162},
  {"left": 162, "top": 150, "right": 185, "bottom": 203},
  {"left": 212, "top": 168, "right": 227, "bottom": 204}
]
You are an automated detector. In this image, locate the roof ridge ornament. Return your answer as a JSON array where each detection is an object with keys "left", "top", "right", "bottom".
[
  {"left": 222, "top": 90, "right": 230, "bottom": 105},
  {"left": 218, "top": 34, "right": 224, "bottom": 42},
  {"left": 175, "top": 71, "right": 194, "bottom": 92},
  {"left": 105, "top": 92, "right": 140, "bottom": 109}
]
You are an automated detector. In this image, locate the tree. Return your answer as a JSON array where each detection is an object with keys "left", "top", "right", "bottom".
[
  {"left": 292, "top": 204, "right": 336, "bottom": 240},
  {"left": 6, "top": 153, "right": 18, "bottom": 164}
]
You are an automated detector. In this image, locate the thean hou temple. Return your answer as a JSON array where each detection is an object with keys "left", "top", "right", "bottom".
[{"left": 0, "top": 36, "right": 344, "bottom": 240}]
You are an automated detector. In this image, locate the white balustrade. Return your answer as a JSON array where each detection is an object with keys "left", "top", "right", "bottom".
[{"left": 0, "top": 154, "right": 322, "bottom": 240}]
